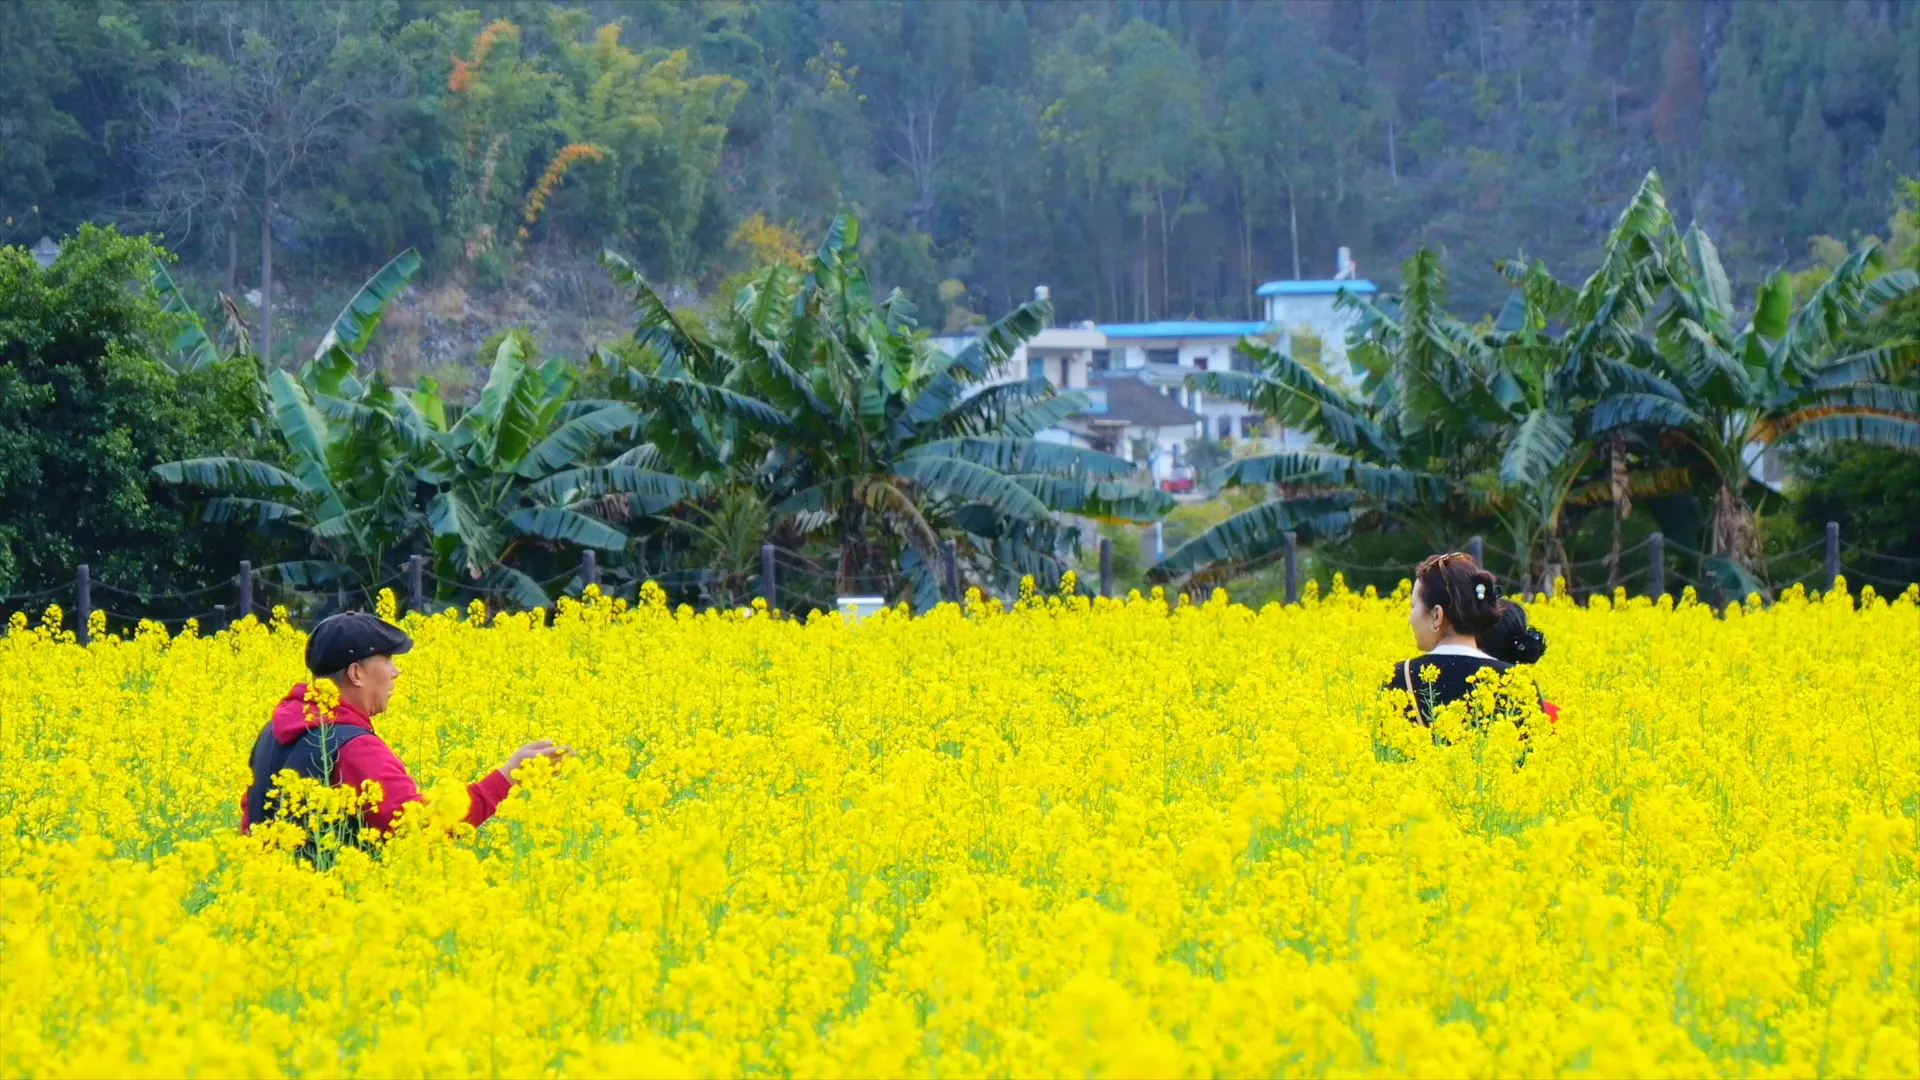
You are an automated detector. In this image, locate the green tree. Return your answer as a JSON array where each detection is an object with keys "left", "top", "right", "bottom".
[
  {"left": 600, "top": 215, "right": 1171, "bottom": 606},
  {"left": 1593, "top": 220, "right": 1920, "bottom": 587},
  {"left": 0, "top": 226, "right": 266, "bottom": 600}
]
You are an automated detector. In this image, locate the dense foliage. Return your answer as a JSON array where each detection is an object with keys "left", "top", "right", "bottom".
[
  {"left": 1162, "top": 173, "right": 1920, "bottom": 596},
  {"left": 4, "top": 581, "right": 1917, "bottom": 1074},
  {"left": 0, "top": 226, "right": 268, "bottom": 601},
  {"left": 4, "top": 0, "right": 1917, "bottom": 344}
]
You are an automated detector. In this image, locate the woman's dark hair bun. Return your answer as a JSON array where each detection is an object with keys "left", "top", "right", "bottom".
[
  {"left": 1478, "top": 599, "right": 1548, "bottom": 664},
  {"left": 1506, "top": 626, "right": 1547, "bottom": 664}
]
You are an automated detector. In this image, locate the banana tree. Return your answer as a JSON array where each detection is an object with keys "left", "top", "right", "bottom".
[
  {"left": 1593, "top": 224, "right": 1920, "bottom": 585},
  {"left": 1156, "top": 247, "right": 1489, "bottom": 589},
  {"left": 154, "top": 250, "right": 432, "bottom": 595},
  {"left": 406, "top": 333, "right": 702, "bottom": 607},
  {"left": 153, "top": 367, "right": 427, "bottom": 597},
  {"left": 601, "top": 214, "right": 1172, "bottom": 607},
  {"left": 1465, "top": 172, "right": 1679, "bottom": 589}
]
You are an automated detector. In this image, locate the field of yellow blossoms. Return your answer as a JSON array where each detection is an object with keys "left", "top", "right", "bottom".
[{"left": 3, "top": 577, "right": 1917, "bottom": 1078}]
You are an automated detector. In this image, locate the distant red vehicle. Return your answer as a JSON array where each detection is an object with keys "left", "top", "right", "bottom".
[{"left": 1160, "top": 476, "right": 1195, "bottom": 494}]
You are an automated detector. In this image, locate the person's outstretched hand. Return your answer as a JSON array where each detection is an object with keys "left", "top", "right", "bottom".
[{"left": 502, "top": 739, "right": 573, "bottom": 781}]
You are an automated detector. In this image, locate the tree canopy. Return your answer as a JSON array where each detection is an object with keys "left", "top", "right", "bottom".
[{"left": 5, "top": 0, "right": 1917, "bottom": 345}]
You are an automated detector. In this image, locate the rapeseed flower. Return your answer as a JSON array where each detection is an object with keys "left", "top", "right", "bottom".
[{"left": 0, "top": 579, "right": 1915, "bottom": 1076}]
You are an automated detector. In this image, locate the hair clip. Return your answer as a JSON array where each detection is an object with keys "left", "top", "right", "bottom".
[{"left": 1474, "top": 582, "right": 1488, "bottom": 600}]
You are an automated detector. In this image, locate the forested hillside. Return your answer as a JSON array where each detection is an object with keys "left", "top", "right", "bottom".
[{"left": 6, "top": 0, "right": 1917, "bottom": 361}]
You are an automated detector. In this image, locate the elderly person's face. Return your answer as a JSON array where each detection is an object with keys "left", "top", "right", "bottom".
[{"left": 341, "top": 654, "right": 402, "bottom": 716}]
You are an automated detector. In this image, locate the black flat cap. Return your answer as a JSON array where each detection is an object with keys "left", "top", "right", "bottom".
[{"left": 306, "top": 612, "right": 414, "bottom": 675}]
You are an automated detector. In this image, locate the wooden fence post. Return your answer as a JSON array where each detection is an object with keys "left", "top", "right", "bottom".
[
  {"left": 76, "top": 564, "right": 90, "bottom": 644},
  {"left": 945, "top": 539, "right": 961, "bottom": 603},
  {"left": 1284, "top": 531, "right": 1299, "bottom": 605},
  {"left": 214, "top": 604, "right": 227, "bottom": 633},
  {"left": 408, "top": 555, "right": 424, "bottom": 613},
  {"left": 582, "top": 549, "right": 598, "bottom": 591},
  {"left": 1648, "top": 533, "right": 1665, "bottom": 599},
  {"left": 1466, "top": 535, "right": 1484, "bottom": 566},
  {"left": 1099, "top": 536, "right": 1113, "bottom": 599},
  {"left": 761, "top": 543, "right": 777, "bottom": 612},
  {"left": 1825, "top": 521, "right": 1840, "bottom": 592},
  {"left": 238, "top": 560, "right": 253, "bottom": 621}
]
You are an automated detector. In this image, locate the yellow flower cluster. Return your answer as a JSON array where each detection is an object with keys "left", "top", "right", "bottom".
[{"left": 3, "top": 579, "right": 1916, "bottom": 1077}]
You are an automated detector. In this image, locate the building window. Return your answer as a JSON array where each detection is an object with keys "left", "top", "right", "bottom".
[
  {"left": 1238, "top": 416, "right": 1259, "bottom": 439},
  {"left": 1216, "top": 415, "right": 1232, "bottom": 439},
  {"left": 1171, "top": 442, "right": 1186, "bottom": 468},
  {"left": 1194, "top": 355, "right": 1209, "bottom": 371},
  {"left": 1147, "top": 348, "right": 1178, "bottom": 366},
  {"left": 1091, "top": 349, "right": 1111, "bottom": 371}
]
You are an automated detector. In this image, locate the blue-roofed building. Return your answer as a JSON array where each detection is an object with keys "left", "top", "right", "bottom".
[
  {"left": 1256, "top": 247, "right": 1377, "bottom": 381},
  {"left": 1095, "top": 319, "right": 1286, "bottom": 457}
]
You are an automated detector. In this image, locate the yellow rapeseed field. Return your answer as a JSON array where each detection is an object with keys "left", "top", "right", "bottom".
[{"left": 2, "top": 577, "right": 1917, "bottom": 1078}]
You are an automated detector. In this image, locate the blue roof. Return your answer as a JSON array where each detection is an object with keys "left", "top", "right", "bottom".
[
  {"left": 1255, "top": 279, "right": 1378, "bottom": 297},
  {"left": 1096, "top": 320, "right": 1275, "bottom": 340}
]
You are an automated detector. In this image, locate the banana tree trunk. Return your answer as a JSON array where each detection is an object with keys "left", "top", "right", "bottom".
[
  {"left": 1606, "top": 433, "right": 1630, "bottom": 587},
  {"left": 1710, "top": 482, "right": 1765, "bottom": 577},
  {"left": 837, "top": 498, "right": 867, "bottom": 598}
]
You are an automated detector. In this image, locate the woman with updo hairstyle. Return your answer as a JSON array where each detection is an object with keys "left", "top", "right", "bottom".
[
  {"left": 1385, "top": 551, "right": 1514, "bottom": 724},
  {"left": 1479, "top": 599, "right": 1547, "bottom": 665},
  {"left": 1479, "top": 598, "right": 1560, "bottom": 723}
]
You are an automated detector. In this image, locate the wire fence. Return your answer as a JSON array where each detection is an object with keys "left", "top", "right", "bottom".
[{"left": 5, "top": 520, "right": 1918, "bottom": 640}]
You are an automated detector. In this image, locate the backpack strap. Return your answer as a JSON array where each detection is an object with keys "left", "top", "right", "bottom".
[
  {"left": 1401, "top": 660, "right": 1416, "bottom": 698},
  {"left": 248, "top": 723, "right": 372, "bottom": 825}
]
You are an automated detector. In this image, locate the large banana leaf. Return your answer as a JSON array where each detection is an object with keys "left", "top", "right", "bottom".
[
  {"left": 313, "top": 248, "right": 421, "bottom": 364},
  {"left": 604, "top": 350, "right": 792, "bottom": 430},
  {"left": 506, "top": 507, "right": 627, "bottom": 550},
  {"left": 943, "top": 299, "right": 1048, "bottom": 381},
  {"left": 1213, "top": 453, "right": 1446, "bottom": 501},
  {"left": 924, "top": 377, "right": 1058, "bottom": 438},
  {"left": 473, "top": 335, "right": 543, "bottom": 469},
  {"left": 1499, "top": 408, "right": 1576, "bottom": 488},
  {"left": 526, "top": 466, "right": 703, "bottom": 511},
  {"left": 1679, "top": 224, "right": 1735, "bottom": 334},
  {"left": 473, "top": 565, "right": 554, "bottom": 611},
  {"left": 1008, "top": 475, "right": 1173, "bottom": 522},
  {"left": 1148, "top": 495, "right": 1362, "bottom": 582},
  {"left": 890, "top": 456, "right": 1051, "bottom": 519},
  {"left": 518, "top": 405, "right": 640, "bottom": 477},
  {"left": 1588, "top": 392, "right": 1703, "bottom": 435},
  {"left": 1567, "top": 466, "right": 1695, "bottom": 506},
  {"left": 264, "top": 372, "right": 347, "bottom": 525},
  {"left": 427, "top": 490, "right": 495, "bottom": 575},
  {"left": 1763, "top": 411, "right": 1920, "bottom": 450},
  {"left": 149, "top": 258, "right": 219, "bottom": 371},
  {"left": 200, "top": 496, "right": 304, "bottom": 526},
  {"left": 1807, "top": 343, "right": 1920, "bottom": 390},
  {"left": 603, "top": 250, "right": 718, "bottom": 379},
  {"left": 153, "top": 456, "right": 304, "bottom": 494},
  {"left": 902, "top": 436, "right": 1135, "bottom": 478}
]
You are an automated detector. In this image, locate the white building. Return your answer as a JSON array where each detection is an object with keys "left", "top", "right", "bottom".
[
  {"left": 932, "top": 253, "right": 1383, "bottom": 483},
  {"left": 1256, "top": 246, "right": 1378, "bottom": 381},
  {"left": 1096, "top": 321, "right": 1281, "bottom": 453}
]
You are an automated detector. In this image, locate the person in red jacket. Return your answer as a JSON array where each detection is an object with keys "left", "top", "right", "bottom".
[{"left": 242, "top": 612, "right": 567, "bottom": 838}]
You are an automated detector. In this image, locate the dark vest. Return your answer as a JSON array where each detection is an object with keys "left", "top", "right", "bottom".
[{"left": 245, "top": 721, "right": 372, "bottom": 854}]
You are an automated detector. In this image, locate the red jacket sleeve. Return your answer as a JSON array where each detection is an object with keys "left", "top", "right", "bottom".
[{"left": 337, "top": 736, "right": 513, "bottom": 831}]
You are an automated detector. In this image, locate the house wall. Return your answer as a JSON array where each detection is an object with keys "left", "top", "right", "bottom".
[{"left": 1262, "top": 294, "right": 1365, "bottom": 383}]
